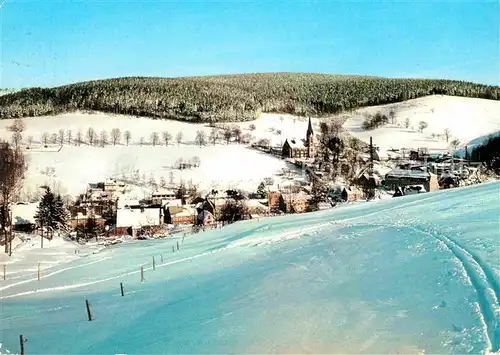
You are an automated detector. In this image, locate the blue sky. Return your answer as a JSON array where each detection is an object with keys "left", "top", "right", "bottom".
[{"left": 1, "top": 0, "right": 498, "bottom": 88}]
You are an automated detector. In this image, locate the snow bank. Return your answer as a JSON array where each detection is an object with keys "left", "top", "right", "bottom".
[{"left": 0, "top": 182, "right": 498, "bottom": 354}]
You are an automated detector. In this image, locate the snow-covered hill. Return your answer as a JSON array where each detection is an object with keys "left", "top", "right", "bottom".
[
  {"left": 0, "top": 182, "right": 499, "bottom": 354},
  {"left": 0, "top": 112, "right": 313, "bottom": 197},
  {"left": 343, "top": 95, "right": 500, "bottom": 157}
]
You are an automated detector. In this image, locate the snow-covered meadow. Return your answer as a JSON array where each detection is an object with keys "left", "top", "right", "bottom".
[
  {"left": 0, "top": 181, "right": 498, "bottom": 354},
  {"left": 343, "top": 95, "right": 500, "bottom": 157},
  {"left": 0, "top": 112, "right": 316, "bottom": 198}
]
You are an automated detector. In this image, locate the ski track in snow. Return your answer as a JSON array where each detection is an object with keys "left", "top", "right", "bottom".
[
  {"left": 407, "top": 225, "right": 500, "bottom": 352},
  {"left": 0, "top": 256, "right": 112, "bottom": 293}
]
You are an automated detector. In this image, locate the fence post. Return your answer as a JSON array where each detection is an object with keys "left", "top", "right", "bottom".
[
  {"left": 19, "top": 335, "right": 25, "bottom": 355},
  {"left": 85, "top": 299, "right": 92, "bottom": 321},
  {"left": 176, "top": 241, "right": 179, "bottom": 251},
  {"left": 172, "top": 246, "right": 175, "bottom": 253},
  {"left": 120, "top": 282, "right": 124, "bottom": 297},
  {"left": 141, "top": 266, "right": 144, "bottom": 282},
  {"left": 3, "top": 264, "right": 5, "bottom": 280},
  {"left": 152, "top": 256, "right": 156, "bottom": 271},
  {"left": 37, "top": 263, "right": 41, "bottom": 281},
  {"left": 160, "top": 253, "right": 163, "bottom": 263}
]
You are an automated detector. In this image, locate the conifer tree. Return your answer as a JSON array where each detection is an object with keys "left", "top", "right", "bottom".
[
  {"left": 34, "top": 189, "right": 69, "bottom": 238},
  {"left": 34, "top": 187, "right": 55, "bottom": 238},
  {"left": 54, "top": 194, "right": 69, "bottom": 230}
]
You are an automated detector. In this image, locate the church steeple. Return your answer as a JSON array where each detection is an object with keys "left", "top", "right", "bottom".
[
  {"left": 306, "top": 116, "right": 314, "bottom": 138},
  {"left": 305, "top": 116, "right": 315, "bottom": 159}
]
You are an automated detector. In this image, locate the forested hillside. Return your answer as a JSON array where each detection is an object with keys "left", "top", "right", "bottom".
[{"left": 0, "top": 73, "right": 498, "bottom": 122}]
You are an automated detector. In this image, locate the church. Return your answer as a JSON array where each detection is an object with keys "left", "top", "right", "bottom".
[{"left": 281, "top": 117, "right": 317, "bottom": 159}]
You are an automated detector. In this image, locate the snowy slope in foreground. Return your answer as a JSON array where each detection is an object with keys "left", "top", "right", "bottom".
[{"left": 1, "top": 183, "right": 500, "bottom": 354}]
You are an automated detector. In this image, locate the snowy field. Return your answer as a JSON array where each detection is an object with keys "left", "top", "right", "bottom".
[
  {"left": 0, "top": 112, "right": 315, "bottom": 197},
  {"left": 343, "top": 95, "right": 500, "bottom": 157},
  {"left": 0, "top": 235, "right": 104, "bottom": 282},
  {"left": 0, "top": 182, "right": 499, "bottom": 354}
]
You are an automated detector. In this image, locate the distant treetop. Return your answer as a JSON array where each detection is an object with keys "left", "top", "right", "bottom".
[{"left": 0, "top": 73, "right": 498, "bottom": 122}]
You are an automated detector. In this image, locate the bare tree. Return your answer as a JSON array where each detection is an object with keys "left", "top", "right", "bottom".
[
  {"left": 124, "top": 130, "right": 132, "bottom": 146},
  {"left": 99, "top": 130, "right": 109, "bottom": 147},
  {"left": 209, "top": 128, "right": 219, "bottom": 145},
  {"left": 8, "top": 119, "right": 25, "bottom": 148},
  {"left": 444, "top": 128, "right": 451, "bottom": 142},
  {"left": 0, "top": 142, "right": 26, "bottom": 255},
  {"left": 11, "top": 132, "right": 22, "bottom": 148},
  {"left": 27, "top": 135, "right": 34, "bottom": 147},
  {"left": 58, "top": 129, "right": 65, "bottom": 145},
  {"left": 403, "top": 118, "right": 411, "bottom": 129},
  {"left": 139, "top": 136, "right": 145, "bottom": 146},
  {"left": 223, "top": 130, "right": 232, "bottom": 144},
  {"left": 159, "top": 176, "right": 166, "bottom": 188},
  {"left": 195, "top": 130, "right": 206, "bottom": 147},
  {"left": 176, "top": 132, "right": 183, "bottom": 146},
  {"left": 87, "top": 127, "right": 96, "bottom": 145},
  {"left": 75, "top": 130, "right": 82, "bottom": 146},
  {"left": 150, "top": 132, "right": 160, "bottom": 147},
  {"left": 169, "top": 171, "right": 175, "bottom": 186},
  {"left": 50, "top": 133, "right": 58, "bottom": 144},
  {"left": 110, "top": 128, "right": 121, "bottom": 146},
  {"left": 450, "top": 139, "right": 460, "bottom": 150},
  {"left": 162, "top": 131, "right": 172, "bottom": 146},
  {"left": 8, "top": 119, "right": 25, "bottom": 135},
  {"left": 192, "top": 156, "right": 201, "bottom": 167},
  {"left": 418, "top": 121, "right": 428, "bottom": 133},
  {"left": 66, "top": 130, "right": 72, "bottom": 145},
  {"left": 249, "top": 124, "right": 256, "bottom": 131},
  {"left": 148, "top": 174, "right": 157, "bottom": 189},
  {"left": 232, "top": 126, "right": 242, "bottom": 143},
  {"left": 389, "top": 109, "right": 396, "bottom": 124},
  {"left": 41, "top": 132, "right": 49, "bottom": 145}
]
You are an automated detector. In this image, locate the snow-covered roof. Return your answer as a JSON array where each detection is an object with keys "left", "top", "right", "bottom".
[
  {"left": 385, "top": 169, "right": 430, "bottom": 179},
  {"left": 11, "top": 202, "right": 39, "bottom": 225},
  {"left": 152, "top": 189, "right": 176, "bottom": 196},
  {"left": 285, "top": 139, "right": 306, "bottom": 149},
  {"left": 116, "top": 207, "right": 161, "bottom": 228},
  {"left": 172, "top": 207, "right": 195, "bottom": 218},
  {"left": 165, "top": 199, "right": 183, "bottom": 207},
  {"left": 117, "top": 198, "right": 141, "bottom": 209}
]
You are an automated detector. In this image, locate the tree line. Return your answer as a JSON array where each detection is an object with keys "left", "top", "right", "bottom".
[
  {"left": 16, "top": 123, "right": 252, "bottom": 148},
  {"left": 1, "top": 73, "right": 498, "bottom": 122}
]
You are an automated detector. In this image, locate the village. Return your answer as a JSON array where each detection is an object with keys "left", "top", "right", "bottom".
[{"left": 2, "top": 114, "right": 493, "bottom": 253}]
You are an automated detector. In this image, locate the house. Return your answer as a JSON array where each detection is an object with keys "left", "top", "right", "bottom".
[
  {"left": 11, "top": 202, "right": 38, "bottom": 232},
  {"left": 104, "top": 178, "right": 126, "bottom": 194},
  {"left": 384, "top": 168, "right": 439, "bottom": 192},
  {"left": 280, "top": 191, "right": 311, "bottom": 213},
  {"left": 165, "top": 205, "right": 195, "bottom": 225},
  {"left": 70, "top": 212, "right": 106, "bottom": 229},
  {"left": 267, "top": 191, "right": 282, "bottom": 210},
  {"left": 244, "top": 199, "right": 269, "bottom": 216},
  {"left": 151, "top": 189, "right": 177, "bottom": 204},
  {"left": 281, "top": 117, "right": 317, "bottom": 159},
  {"left": 327, "top": 185, "right": 365, "bottom": 202},
  {"left": 115, "top": 204, "right": 164, "bottom": 237},
  {"left": 197, "top": 210, "right": 215, "bottom": 226}
]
